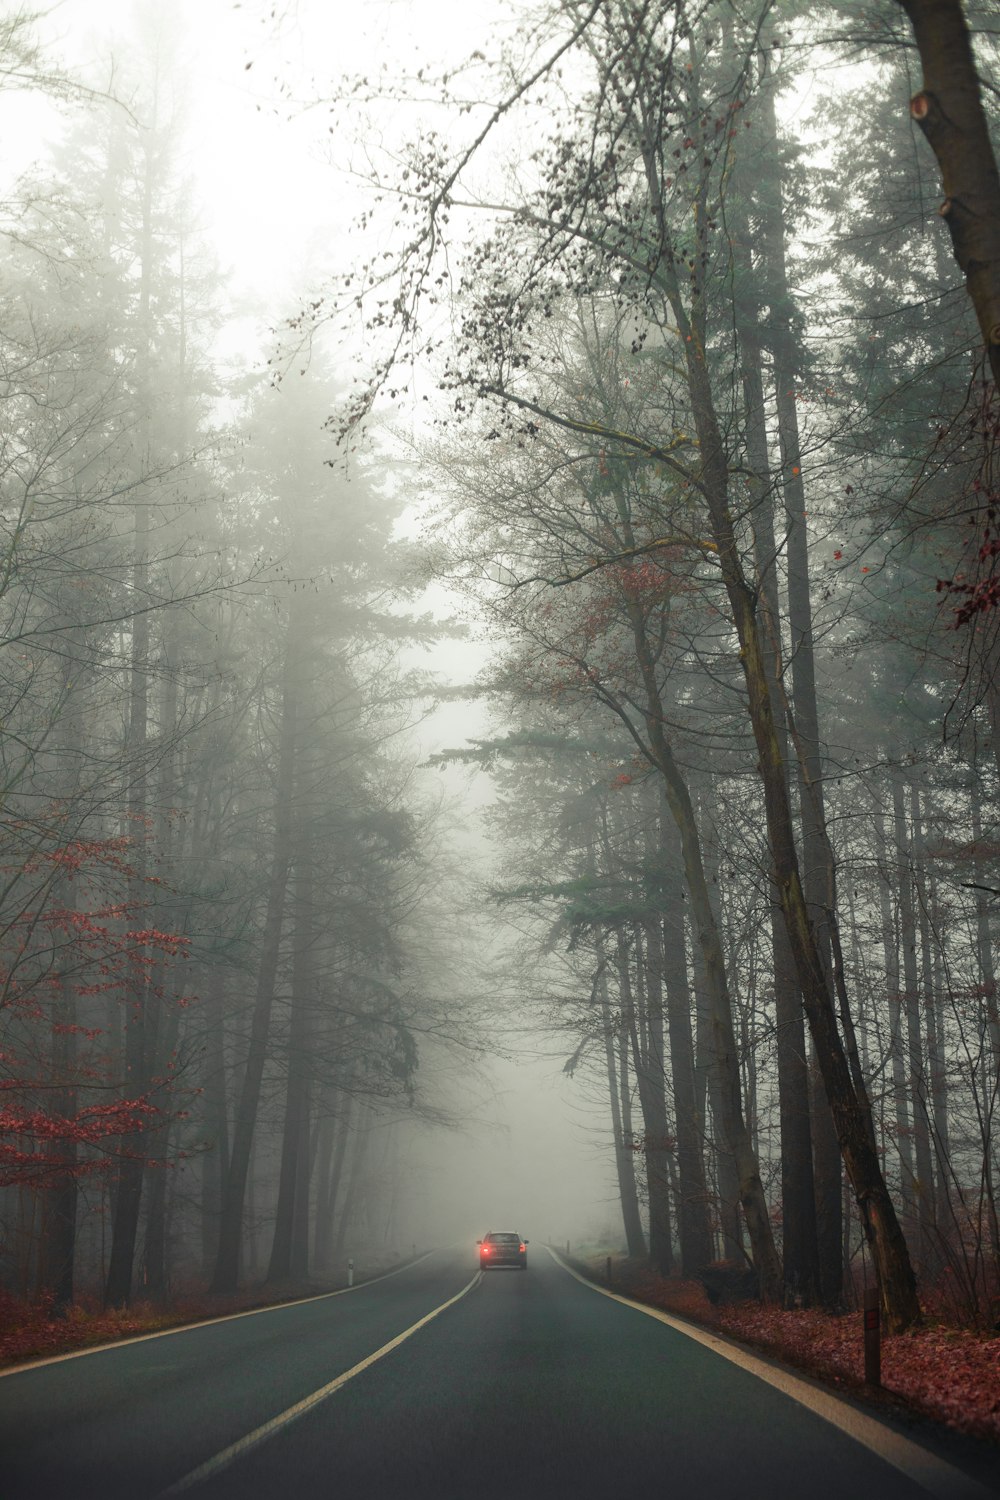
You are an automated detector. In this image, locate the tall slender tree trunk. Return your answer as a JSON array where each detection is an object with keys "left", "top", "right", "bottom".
[
  {"left": 598, "top": 942, "right": 646, "bottom": 1258},
  {"left": 268, "top": 820, "right": 315, "bottom": 1284},
  {"left": 875, "top": 800, "right": 915, "bottom": 1235},
  {"left": 315, "top": 1090, "right": 354, "bottom": 1275},
  {"left": 620, "top": 599, "right": 781, "bottom": 1297},
  {"left": 659, "top": 241, "right": 920, "bottom": 1325},
  {"left": 738, "top": 310, "right": 821, "bottom": 1305},
  {"left": 312, "top": 1111, "right": 336, "bottom": 1275},
  {"left": 895, "top": 776, "right": 935, "bottom": 1266},
  {"left": 143, "top": 623, "right": 182, "bottom": 1303},
  {"left": 105, "top": 125, "right": 157, "bottom": 1309},
  {"left": 210, "top": 616, "right": 301, "bottom": 1295},
  {"left": 895, "top": 0, "right": 1000, "bottom": 387},
  {"left": 746, "top": 65, "right": 844, "bottom": 1304},
  {"left": 40, "top": 965, "right": 79, "bottom": 1309},
  {"left": 38, "top": 653, "right": 84, "bottom": 1309},
  {"left": 331, "top": 1114, "right": 373, "bottom": 1269},
  {"left": 658, "top": 811, "right": 713, "bottom": 1275},
  {"left": 200, "top": 966, "right": 230, "bottom": 1279},
  {"left": 619, "top": 927, "right": 673, "bottom": 1274},
  {"left": 970, "top": 777, "right": 1000, "bottom": 1290}
]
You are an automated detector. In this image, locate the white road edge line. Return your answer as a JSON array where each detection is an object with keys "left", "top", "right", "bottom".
[
  {"left": 155, "top": 1269, "right": 482, "bottom": 1497},
  {"left": 547, "top": 1248, "right": 996, "bottom": 1500},
  {"left": 0, "top": 1251, "right": 439, "bottom": 1380}
]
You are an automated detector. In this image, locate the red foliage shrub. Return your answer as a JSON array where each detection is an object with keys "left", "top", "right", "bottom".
[
  {"left": 622, "top": 1268, "right": 719, "bottom": 1324},
  {"left": 0, "top": 1286, "right": 172, "bottom": 1367}
]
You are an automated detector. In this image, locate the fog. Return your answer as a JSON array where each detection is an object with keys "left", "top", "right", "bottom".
[{"left": 2, "top": 0, "right": 998, "bottom": 1353}]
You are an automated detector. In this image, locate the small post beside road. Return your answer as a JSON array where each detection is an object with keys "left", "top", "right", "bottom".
[
  {"left": 566, "top": 1239, "right": 570, "bottom": 1257},
  {"left": 348, "top": 1258, "right": 354, "bottom": 1289},
  {"left": 863, "top": 1285, "right": 881, "bottom": 1386},
  {"left": 606, "top": 1255, "right": 612, "bottom": 1286}
]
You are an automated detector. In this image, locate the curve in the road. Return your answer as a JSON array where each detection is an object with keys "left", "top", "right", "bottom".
[{"left": 548, "top": 1247, "right": 996, "bottom": 1500}]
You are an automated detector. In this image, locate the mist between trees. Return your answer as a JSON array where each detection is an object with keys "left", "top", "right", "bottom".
[
  {"left": 0, "top": 3, "right": 488, "bottom": 1317},
  {"left": 2, "top": 0, "right": 1000, "bottom": 1340}
]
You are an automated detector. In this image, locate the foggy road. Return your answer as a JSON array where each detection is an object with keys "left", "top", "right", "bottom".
[{"left": 1, "top": 1247, "right": 995, "bottom": 1500}]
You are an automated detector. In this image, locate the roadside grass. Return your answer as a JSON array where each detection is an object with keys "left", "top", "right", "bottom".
[{"left": 582, "top": 1254, "right": 1000, "bottom": 1446}]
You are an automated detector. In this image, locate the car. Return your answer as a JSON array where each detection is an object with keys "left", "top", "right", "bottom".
[{"left": 477, "top": 1230, "right": 528, "bottom": 1270}]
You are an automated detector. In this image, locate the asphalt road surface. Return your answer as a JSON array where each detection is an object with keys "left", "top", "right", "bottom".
[{"left": 1, "top": 1246, "right": 996, "bottom": 1500}]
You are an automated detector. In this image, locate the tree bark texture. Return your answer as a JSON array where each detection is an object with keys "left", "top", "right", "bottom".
[{"left": 897, "top": 0, "right": 1000, "bottom": 386}]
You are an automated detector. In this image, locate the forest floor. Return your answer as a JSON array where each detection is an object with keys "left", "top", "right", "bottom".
[
  {"left": 0, "top": 1253, "right": 411, "bottom": 1370},
  {"left": 580, "top": 1253, "right": 1000, "bottom": 1448}
]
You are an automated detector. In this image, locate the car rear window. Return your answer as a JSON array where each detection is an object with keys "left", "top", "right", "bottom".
[{"left": 491, "top": 1233, "right": 520, "bottom": 1243}]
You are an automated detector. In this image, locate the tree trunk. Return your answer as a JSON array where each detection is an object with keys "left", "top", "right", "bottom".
[
  {"left": 896, "top": 0, "right": 1000, "bottom": 386},
  {"left": 39, "top": 964, "right": 78, "bottom": 1310},
  {"left": 738, "top": 307, "right": 821, "bottom": 1306},
  {"left": 748, "top": 64, "right": 843, "bottom": 1304},
  {"left": 331, "top": 1111, "right": 373, "bottom": 1270},
  {"left": 200, "top": 966, "right": 230, "bottom": 1280},
  {"left": 875, "top": 798, "right": 915, "bottom": 1237},
  {"left": 268, "top": 820, "right": 314, "bottom": 1284},
  {"left": 896, "top": 776, "right": 936, "bottom": 1267},
  {"left": 621, "top": 598, "right": 782, "bottom": 1298},
  {"left": 210, "top": 618, "right": 300, "bottom": 1295},
  {"left": 619, "top": 926, "right": 673, "bottom": 1274},
  {"left": 664, "top": 250, "right": 920, "bottom": 1326},
  {"left": 598, "top": 942, "right": 647, "bottom": 1259},
  {"left": 37, "top": 654, "right": 84, "bottom": 1310},
  {"left": 658, "top": 812, "right": 713, "bottom": 1275},
  {"left": 105, "top": 113, "right": 158, "bottom": 1311},
  {"left": 315, "top": 1090, "right": 354, "bottom": 1276}
]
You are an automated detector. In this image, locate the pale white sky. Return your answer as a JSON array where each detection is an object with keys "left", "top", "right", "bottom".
[{"left": 17, "top": 0, "right": 513, "bottom": 322}]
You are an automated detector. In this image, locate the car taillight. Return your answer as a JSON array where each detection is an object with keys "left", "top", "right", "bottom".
[
  {"left": 520, "top": 1244, "right": 526, "bottom": 1252},
  {"left": 481, "top": 1244, "right": 490, "bottom": 1253}
]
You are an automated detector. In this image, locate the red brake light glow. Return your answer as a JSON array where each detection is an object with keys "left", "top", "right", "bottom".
[
  {"left": 481, "top": 1243, "right": 490, "bottom": 1253},
  {"left": 520, "top": 1244, "right": 525, "bottom": 1252}
]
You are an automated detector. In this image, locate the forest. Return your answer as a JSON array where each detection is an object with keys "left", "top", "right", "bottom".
[{"left": 1, "top": 0, "right": 1000, "bottom": 1367}]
